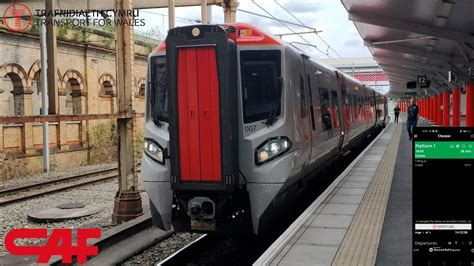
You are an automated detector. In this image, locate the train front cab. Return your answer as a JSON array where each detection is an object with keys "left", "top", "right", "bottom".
[
  {"left": 141, "top": 23, "right": 308, "bottom": 235},
  {"left": 166, "top": 25, "right": 242, "bottom": 231}
]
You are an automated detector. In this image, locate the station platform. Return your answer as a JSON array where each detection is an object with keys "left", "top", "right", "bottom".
[{"left": 255, "top": 115, "right": 429, "bottom": 265}]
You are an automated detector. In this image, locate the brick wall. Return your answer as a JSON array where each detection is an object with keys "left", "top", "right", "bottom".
[{"left": 0, "top": 27, "right": 155, "bottom": 173}]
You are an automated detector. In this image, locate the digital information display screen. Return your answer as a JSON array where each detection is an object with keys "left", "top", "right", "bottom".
[{"left": 413, "top": 127, "right": 474, "bottom": 265}]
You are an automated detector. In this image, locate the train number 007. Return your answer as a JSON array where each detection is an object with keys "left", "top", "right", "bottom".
[{"left": 244, "top": 125, "right": 257, "bottom": 132}]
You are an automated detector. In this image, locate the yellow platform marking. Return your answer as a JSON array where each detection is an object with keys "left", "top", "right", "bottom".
[{"left": 332, "top": 123, "right": 402, "bottom": 265}]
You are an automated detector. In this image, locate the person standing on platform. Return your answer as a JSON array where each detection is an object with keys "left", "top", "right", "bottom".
[
  {"left": 394, "top": 105, "right": 401, "bottom": 123},
  {"left": 406, "top": 99, "right": 419, "bottom": 140}
]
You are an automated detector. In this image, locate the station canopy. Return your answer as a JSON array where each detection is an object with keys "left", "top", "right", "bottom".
[{"left": 342, "top": 0, "right": 474, "bottom": 98}]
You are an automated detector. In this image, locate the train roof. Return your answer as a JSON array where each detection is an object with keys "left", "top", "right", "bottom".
[
  {"left": 153, "top": 23, "right": 283, "bottom": 53},
  {"left": 151, "top": 23, "right": 380, "bottom": 94}
]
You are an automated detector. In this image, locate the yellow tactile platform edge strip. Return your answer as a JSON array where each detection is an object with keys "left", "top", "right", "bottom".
[{"left": 332, "top": 123, "right": 403, "bottom": 266}]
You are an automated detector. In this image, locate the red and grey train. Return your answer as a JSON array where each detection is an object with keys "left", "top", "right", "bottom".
[{"left": 141, "top": 23, "right": 387, "bottom": 235}]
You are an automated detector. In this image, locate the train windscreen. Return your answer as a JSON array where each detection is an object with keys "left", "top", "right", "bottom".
[
  {"left": 240, "top": 50, "right": 281, "bottom": 124},
  {"left": 149, "top": 56, "right": 168, "bottom": 123}
]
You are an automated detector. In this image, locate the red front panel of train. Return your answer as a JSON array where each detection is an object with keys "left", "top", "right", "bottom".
[{"left": 177, "top": 47, "right": 221, "bottom": 182}]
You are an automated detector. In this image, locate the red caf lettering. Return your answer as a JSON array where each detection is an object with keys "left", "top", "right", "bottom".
[{"left": 4, "top": 228, "right": 101, "bottom": 264}]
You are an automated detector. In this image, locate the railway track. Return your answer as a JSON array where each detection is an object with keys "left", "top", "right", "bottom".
[
  {"left": 155, "top": 232, "right": 274, "bottom": 266},
  {"left": 156, "top": 234, "right": 209, "bottom": 265},
  {"left": 0, "top": 167, "right": 119, "bottom": 206}
]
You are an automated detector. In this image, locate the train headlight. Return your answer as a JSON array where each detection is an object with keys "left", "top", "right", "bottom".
[
  {"left": 144, "top": 138, "right": 165, "bottom": 164},
  {"left": 255, "top": 137, "right": 291, "bottom": 165}
]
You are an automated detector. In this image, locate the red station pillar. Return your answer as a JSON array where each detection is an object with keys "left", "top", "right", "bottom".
[
  {"left": 419, "top": 98, "right": 423, "bottom": 117},
  {"left": 420, "top": 98, "right": 423, "bottom": 118},
  {"left": 432, "top": 96, "right": 436, "bottom": 122},
  {"left": 426, "top": 98, "right": 429, "bottom": 120},
  {"left": 419, "top": 99, "right": 422, "bottom": 117},
  {"left": 426, "top": 97, "right": 429, "bottom": 118},
  {"left": 424, "top": 98, "right": 427, "bottom": 118},
  {"left": 437, "top": 94, "right": 443, "bottom": 125},
  {"left": 443, "top": 91, "right": 450, "bottom": 127},
  {"left": 430, "top": 97, "right": 433, "bottom": 121},
  {"left": 452, "top": 88, "right": 461, "bottom": 127},
  {"left": 466, "top": 83, "right": 474, "bottom": 127},
  {"left": 422, "top": 98, "right": 426, "bottom": 118},
  {"left": 436, "top": 94, "right": 440, "bottom": 125}
]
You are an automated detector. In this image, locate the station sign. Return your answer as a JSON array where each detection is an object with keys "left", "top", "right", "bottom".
[
  {"left": 417, "top": 75, "right": 430, "bottom": 88},
  {"left": 405, "top": 91, "right": 417, "bottom": 96},
  {"left": 407, "top": 81, "right": 417, "bottom": 89}
]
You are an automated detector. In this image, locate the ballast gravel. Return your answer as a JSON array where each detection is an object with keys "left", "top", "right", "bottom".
[
  {"left": 0, "top": 178, "right": 148, "bottom": 256},
  {"left": 122, "top": 232, "right": 202, "bottom": 265}
]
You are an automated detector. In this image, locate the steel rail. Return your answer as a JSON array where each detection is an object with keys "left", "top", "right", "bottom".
[{"left": 0, "top": 164, "right": 140, "bottom": 206}]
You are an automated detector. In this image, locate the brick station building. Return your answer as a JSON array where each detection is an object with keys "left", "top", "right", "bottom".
[{"left": 0, "top": 24, "right": 158, "bottom": 174}]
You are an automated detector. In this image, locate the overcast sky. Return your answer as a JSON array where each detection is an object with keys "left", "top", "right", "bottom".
[{"left": 136, "top": 0, "right": 371, "bottom": 60}]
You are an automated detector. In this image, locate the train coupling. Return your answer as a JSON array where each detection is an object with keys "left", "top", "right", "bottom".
[
  {"left": 187, "top": 197, "right": 216, "bottom": 219},
  {"left": 187, "top": 197, "right": 217, "bottom": 231}
]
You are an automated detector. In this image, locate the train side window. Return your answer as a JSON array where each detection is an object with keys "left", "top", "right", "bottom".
[
  {"left": 240, "top": 50, "right": 282, "bottom": 124},
  {"left": 319, "top": 88, "right": 332, "bottom": 131},
  {"left": 300, "top": 74, "right": 307, "bottom": 118},
  {"left": 150, "top": 56, "right": 168, "bottom": 123}
]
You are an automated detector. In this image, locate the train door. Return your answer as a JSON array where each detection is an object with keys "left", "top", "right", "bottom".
[
  {"left": 176, "top": 47, "right": 221, "bottom": 182},
  {"left": 312, "top": 67, "right": 340, "bottom": 162},
  {"left": 370, "top": 90, "right": 377, "bottom": 126},
  {"left": 336, "top": 72, "right": 350, "bottom": 148},
  {"left": 362, "top": 88, "right": 369, "bottom": 126},
  {"left": 303, "top": 59, "right": 319, "bottom": 165},
  {"left": 362, "top": 86, "right": 371, "bottom": 130},
  {"left": 297, "top": 57, "right": 312, "bottom": 171}
]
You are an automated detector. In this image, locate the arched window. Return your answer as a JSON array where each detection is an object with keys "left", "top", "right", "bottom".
[
  {"left": 102, "top": 81, "right": 114, "bottom": 96},
  {"left": 1, "top": 75, "right": 14, "bottom": 116},
  {"left": 98, "top": 74, "right": 116, "bottom": 113},
  {"left": 138, "top": 83, "right": 145, "bottom": 97},
  {"left": 2, "top": 72, "right": 24, "bottom": 116},
  {"left": 31, "top": 71, "right": 43, "bottom": 115},
  {"left": 65, "top": 78, "right": 82, "bottom": 114}
]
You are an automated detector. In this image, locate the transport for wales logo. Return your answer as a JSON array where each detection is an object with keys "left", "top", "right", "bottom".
[
  {"left": 4, "top": 228, "right": 101, "bottom": 263},
  {"left": 2, "top": 2, "right": 33, "bottom": 32}
]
